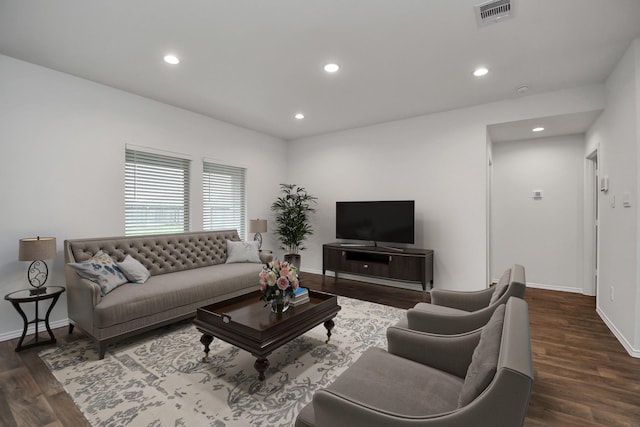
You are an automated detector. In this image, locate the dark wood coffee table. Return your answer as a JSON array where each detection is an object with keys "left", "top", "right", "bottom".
[{"left": 194, "top": 290, "right": 341, "bottom": 382}]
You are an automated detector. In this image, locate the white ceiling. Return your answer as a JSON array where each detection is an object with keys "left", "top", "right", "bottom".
[
  {"left": 1, "top": 0, "right": 639, "bottom": 141},
  {"left": 488, "top": 110, "right": 604, "bottom": 143}
]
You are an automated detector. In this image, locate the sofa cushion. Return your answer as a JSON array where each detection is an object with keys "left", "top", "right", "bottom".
[
  {"left": 225, "top": 240, "right": 261, "bottom": 264},
  {"left": 489, "top": 268, "right": 511, "bottom": 305},
  {"left": 117, "top": 254, "right": 151, "bottom": 284},
  {"left": 458, "top": 304, "right": 505, "bottom": 407},
  {"left": 324, "top": 347, "right": 463, "bottom": 416},
  {"left": 93, "top": 262, "right": 262, "bottom": 328},
  {"left": 68, "top": 250, "right": 128, "bottom": 296}
]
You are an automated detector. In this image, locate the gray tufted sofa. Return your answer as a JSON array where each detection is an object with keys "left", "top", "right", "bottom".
[{"left": 64, "top": 229, "right": 270, "bottom": 359}]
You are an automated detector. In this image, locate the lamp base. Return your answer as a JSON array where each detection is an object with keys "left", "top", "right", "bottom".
[
  {"left": 29, "top": 287, "right": 47, "bottom": 296},
  {"left": 253, "top": 232, "right": 263, "bottom": 249}
]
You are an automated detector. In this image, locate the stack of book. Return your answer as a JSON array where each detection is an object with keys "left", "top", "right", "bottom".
[{"left": 290, "top": 287, "right": 309, "bottom": 306}]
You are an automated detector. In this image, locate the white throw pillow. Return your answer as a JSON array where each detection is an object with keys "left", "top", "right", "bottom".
[
  {"left": 226, "top": 240, "right": 262, "bottom": 263},
  {"left": 68, "top": 250, "right": 128, "bottom": 296},
  {"left": 117, "top": 254, "right": 151, "bottom": 284}
]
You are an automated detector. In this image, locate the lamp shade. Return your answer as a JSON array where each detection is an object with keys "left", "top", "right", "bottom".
[
  {"left": 19, "top": 237, "right": 57, "bottom": 261},
  {"left": 249, "top": 219, "right": 267, "bottom": 234}
]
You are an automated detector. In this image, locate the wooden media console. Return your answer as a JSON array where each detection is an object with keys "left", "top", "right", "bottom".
[{"left": 322, "top": 243, "right": 434, "bottom": 295}]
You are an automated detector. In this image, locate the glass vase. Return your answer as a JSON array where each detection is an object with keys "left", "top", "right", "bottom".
[{"left": 270, "top": 294, "right": 290, "bottom": 314}]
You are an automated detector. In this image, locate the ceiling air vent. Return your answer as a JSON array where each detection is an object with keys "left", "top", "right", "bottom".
[{"left": 475, "top": 0, "right": 513, "bottom": 26}]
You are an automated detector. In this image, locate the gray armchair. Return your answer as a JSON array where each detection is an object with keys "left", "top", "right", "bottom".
[
  {"left": 396, "top": 264, "right": 526, "bottom": 334},
  {"left": 295, "top": 298, "right": 534, "bottom": 427}
]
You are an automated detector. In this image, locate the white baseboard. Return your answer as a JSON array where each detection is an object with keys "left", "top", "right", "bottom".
[
  {"left": 596, "top": 307, "right": 640, "bottom": 358},
  {"left": 526, "top": 282, "right": 584, "bottom": 294},
  {"left": 0, "top": 318, "right": 69, "bottom": 343}
]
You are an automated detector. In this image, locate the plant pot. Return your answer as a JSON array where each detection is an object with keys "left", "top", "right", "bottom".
[{"left": 284, "top": 253, "right": 301, "bottom": 271}]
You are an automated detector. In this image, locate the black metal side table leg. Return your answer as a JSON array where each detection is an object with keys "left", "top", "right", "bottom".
[
  {"left": 9, "top": 301, "right": 29, "bottom": 352},
  {"left": 42, "top": 293, "right": 62, "bottom": 342}
]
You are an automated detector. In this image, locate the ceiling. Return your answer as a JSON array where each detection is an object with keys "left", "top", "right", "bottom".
[
  {"left": 488, "top": 110, "right": 604, "bottom": 143},
  {"left": 1, "top": 0, "right": 639, "bottom": 141}
]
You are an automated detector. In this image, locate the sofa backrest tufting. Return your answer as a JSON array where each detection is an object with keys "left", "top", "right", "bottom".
[{"left": 65, "top": 230, "right": 241, "bottom": 276}]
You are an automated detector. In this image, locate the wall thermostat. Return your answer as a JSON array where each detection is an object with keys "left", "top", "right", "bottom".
[{"left": 533, "top": 189, "right": 543, "bottom": 199}]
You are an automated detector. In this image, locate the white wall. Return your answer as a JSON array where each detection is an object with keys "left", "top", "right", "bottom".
[
  {"left": 0, "top": 51, "right": 616, "bottom": 343},
  {"left": 586, "top": 39, "right": 640, "bottom": 356},
  {"left": 288, "top": 86, "right": 605, "bottom": 291},
  {"left": 491, "top": 135, "right": 585, "bottom": 292},
  {"left": 0, "top": 54, "right": 287, "bottom": 340}
]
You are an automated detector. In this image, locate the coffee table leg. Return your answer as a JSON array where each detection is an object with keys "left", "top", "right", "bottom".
[
  {"left": 324, "top": 318, "right": 335, "bottom": 343},
  {"left": 200, "top": 334, "right": 213, "bottom": 362},
  {"left": 254, "top": 357, "right": 269, "bottom": 382}
]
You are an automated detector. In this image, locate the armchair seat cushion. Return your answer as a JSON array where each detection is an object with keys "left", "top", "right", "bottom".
[
  {"left": 412, "top": 302, "right": 469, "bottom": 315},
  {"left": 322, "top": 347, "right": 463, "bottom": 417}
]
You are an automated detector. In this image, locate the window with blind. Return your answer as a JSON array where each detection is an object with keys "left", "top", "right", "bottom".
[
  {"left": 203, "top": 162, "right": 246, "bottom": 239},
  {"left": 125, "top": 148, "right": 191, "bottom": 236}
]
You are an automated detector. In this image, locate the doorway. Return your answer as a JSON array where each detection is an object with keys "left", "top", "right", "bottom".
[{"left": 584, "top": 149, "right": 598, "bottom": 296}]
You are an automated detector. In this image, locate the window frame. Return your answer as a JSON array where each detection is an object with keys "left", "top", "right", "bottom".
[
  {"left": 202, "top": 161, "right": 247, "bottom": 240},
  {"left": 124, "top": 147, "right": 191, "bottom": 236}
]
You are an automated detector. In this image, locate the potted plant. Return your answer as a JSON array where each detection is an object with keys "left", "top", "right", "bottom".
[{"left": 271, "top": 184, "right": 317, "bottom": 270}]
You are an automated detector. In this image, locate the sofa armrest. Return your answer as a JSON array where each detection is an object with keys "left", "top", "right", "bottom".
[
  {"left": 430, "top": 287, "right": 494, "bottom": 311},
  {"left": 407, "top": 305, "right": 497, "bottom": 335},
  {"left": 387, "top": 326, "right": 480, "bottom": 378},
  {"left": 65, "top": 264, "right": 101, "bottom": 333}
]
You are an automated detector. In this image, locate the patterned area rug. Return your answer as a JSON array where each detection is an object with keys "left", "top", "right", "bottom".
[{"left": 39, "top": 297, "right": 405, "bottom": 427}]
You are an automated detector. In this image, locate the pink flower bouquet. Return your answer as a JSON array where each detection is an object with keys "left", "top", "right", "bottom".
[{"left": 259, "top": 260, "right": 299, "bottom": 304}]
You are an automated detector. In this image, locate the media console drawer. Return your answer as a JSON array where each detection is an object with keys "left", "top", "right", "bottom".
[{"left": 322, "top": 243, "right": 434, "bottom": 293}]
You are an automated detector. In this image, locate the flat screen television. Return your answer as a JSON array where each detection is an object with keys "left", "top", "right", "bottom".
[{"left": 336, "top": 200, "right": 415, "bottom": 244}]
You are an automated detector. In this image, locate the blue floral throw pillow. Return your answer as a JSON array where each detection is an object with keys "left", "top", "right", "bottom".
[{"left": 68, "top": 250, "right": 128, "bottom": 296}]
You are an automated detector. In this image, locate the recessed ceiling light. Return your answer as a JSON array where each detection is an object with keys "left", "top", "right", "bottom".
[
  {"left": 532, "top": 127, "right": 545, "bottom": 132},
  {"left": 295, "top": 113, "right": 305, "bottom": 120},
  {"left": 163, "top": 55, "right": 180, "bottom": 65},
  {"left": 324, "top": 63, "right": 340, "bottom": 73},
  {"left": 473, "top": 67, "right": 489, "bottom": 77}
]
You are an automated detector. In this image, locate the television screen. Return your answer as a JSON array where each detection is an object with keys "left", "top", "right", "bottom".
[{"left": 336, "top": 200, "right": 415, "bottom": 244}]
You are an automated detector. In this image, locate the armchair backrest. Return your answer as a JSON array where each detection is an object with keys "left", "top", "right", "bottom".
[
  {"left": 418, "top": 297, "right": 533, "bottom": 426},
  {"left": 490, "top": 264, "right": 526, "bottom": 308},
  {"left": 447, "top": 297, "right": 534, "bottom": 426},
  {"left": 422, "top": 298, "right": 533, "bottom": 426}
]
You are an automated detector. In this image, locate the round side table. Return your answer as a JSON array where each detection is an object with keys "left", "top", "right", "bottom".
[{"left": 4, "top": 286, "right": 65, "bottom": 352}]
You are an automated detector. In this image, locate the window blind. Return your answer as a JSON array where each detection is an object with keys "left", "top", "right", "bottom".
[
  {"left": 125, "top": 148, "right": 191, "bottom": 236},
  {"left": 203, "top": 161, "right": 246, "bottom": 239}
]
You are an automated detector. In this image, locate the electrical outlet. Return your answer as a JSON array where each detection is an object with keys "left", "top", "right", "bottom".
[{"left": 610, "top": 286, "right": 614, "bottom": 301}]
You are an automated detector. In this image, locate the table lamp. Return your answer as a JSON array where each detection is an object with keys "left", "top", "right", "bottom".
[
  {"left": 249, "top": 219, "right": 267, "bottom": 249},
  {"left": 19, "top": 236, "right": 57, "bottom": 295}
]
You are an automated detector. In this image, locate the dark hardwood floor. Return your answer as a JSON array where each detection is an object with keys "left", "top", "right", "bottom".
[{"left": 1, "top": 273, "right": 639, "bottom": 426}]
